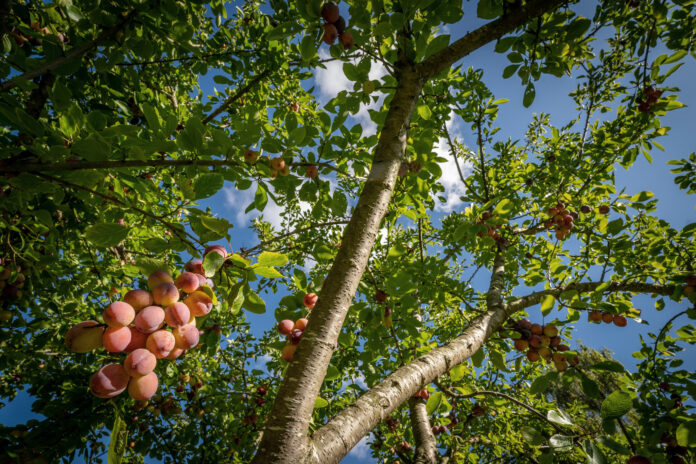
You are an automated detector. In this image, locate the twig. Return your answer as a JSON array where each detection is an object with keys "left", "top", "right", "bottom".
[{"left": 202, "top": 69, "right": 274, "bottom": 124}]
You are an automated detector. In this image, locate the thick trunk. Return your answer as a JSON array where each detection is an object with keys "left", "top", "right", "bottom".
[
  {"left": 251, "top": 66, "right": 425, "bottom": 463},
  {"left": 408, "top": 398, "right": 438, "bottom": 464}
]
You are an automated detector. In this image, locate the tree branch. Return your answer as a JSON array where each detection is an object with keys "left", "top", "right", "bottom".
[
  {"left": 202, "top": 69, "right": 274, "bottom": 125},
  {"left": 506, "top": 280, "right": 675, "bottom": 313},
  {"left": 0, "top": 158, "right": 240, "bottom": 174},
  {"left": 240, "top": 220, "right": 350, "bottom": 256},
  {"left": 408, "top": 398, "right": 438, "bottom": 464},
  {"left": 419, "top": 0, "right": 566, "bottom": 79}
]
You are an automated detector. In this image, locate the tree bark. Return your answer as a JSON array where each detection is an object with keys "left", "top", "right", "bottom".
[
  {"left": 251, "top": 65, "right": 425, "bottom": 463},
  {"left": 309, "top": 278, "right": 674, "bottom": 463},
  {"left": 408, "top": 398, "right": 438, "bottom": 464}
]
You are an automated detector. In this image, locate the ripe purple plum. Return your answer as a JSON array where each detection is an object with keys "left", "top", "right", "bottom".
[
  {"left": 128, "top": 372, "right": 158, "bottom": 401},
  {"left": 103, "top": 301, "right": 135, "bottom": 328},
  {"left": 124, "top": 326, "right": 148, "bottom": 352},
  {"left": 103, "top": 326, "right": 132, "bottom": 352},
  {"left": 175, "top": 272, "right": 200, "bottom": 294},
  {"left": 90, "top": 364, "right": 130, "bottom": 398},
  {"left": 146, "top": 330, "right": 176, "bottom": 358},
  {"left": 123, "top": 289, "right": 153, "bottom": 312},
  {"left": 135, "top": 306, "right": 165, "bottom": 334},
  {"left": 124, "top": 348, "right": 157, "bottom": 377},
  {"left": 147, "top": 270, "right": 174, "bottom": 291},
  {"left": 174, "top": 325, "right": 200, "bottom": 350},
  {"left": 153, "top": 282, "right": 179, "bottom": 306},
  {"left": 184, "top": 291, "right": 213, "bottom": 317},
  {"left": 165, "top": 302, "right": 190, "bottom": 328},
  {"left": 65, "top": 321, "right": 104, "bottom": 353}
]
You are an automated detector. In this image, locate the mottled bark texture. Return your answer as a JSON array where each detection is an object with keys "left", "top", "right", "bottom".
[
  {"left": 252, "top": 0, "right": 580, "bottom": 461},
  {"left": 408, "top": 398, "right": 438, "bottom": 464},
  {"left": 251, "top": 67, "right": 425, "bottom": 464}
]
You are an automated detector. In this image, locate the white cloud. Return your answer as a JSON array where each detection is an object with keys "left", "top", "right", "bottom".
[
  {"left": 223, "top": 182, "right": 312, "bottom": 231},
  {"left": 434, "top": 112, "right": 473, "bottom": 212},
  {"left": 347, "top": 435, "right": 372, "bottom": 461},
  {"left": 314, "top": 49, "right": 389, "bottom": 136}
]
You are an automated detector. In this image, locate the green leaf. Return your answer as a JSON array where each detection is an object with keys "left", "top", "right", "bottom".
[
  {"left": 253, "top": 266, "right": 284, "bottom": 279},
  {"left": 85, "top": 223, "right": 129, "bottom": 248},
  {"left": 630, "top": 191, "right": 654, "bottom": 202},
  {"left": 107, "top": 411, "right": 128, "bottom": 464},
  {"left": 582, "top": 440, "right": 607, "bottom": 464},
  {"left": 676, "top": 421, "right": 696, "bottom": 447},
  {"left": 547, "top": 409, "right": 573, "bottom": 426},
  {"left": 493, "top": 198, "right": 513, "bottom": 216},
  {"left": 600, "top": 391, "right": 633, "bottom": 420},
  {"left": 254, "top": 183, "right": 268, "bottom": 211},
  {"left": 591, "top": 361, "right": 625, "bottom": 373},
  {"left": 426, "top": 391, "right": 443, "bottom": 415},
  {"left": 471, "top": 348, "right": 484, "bottom": 367},
  {"left": 523, "top": 82, "right": 536, "bottom": 107},
  {"left": 477, "top": 0, "right": 502, "bottom": 19},
  {"left": 300, "top": 35, "right": 316, "bottom": 61},
  {"left": 540, "top": 294, "right": 555, "bottom": 315},
  {"left": 242, "top": 286, "right": 266, "bottom": 314},
  {"left": 581, "top": 375, "right": 600, "bottom": 399},
  {"left": 521, "top": 426, "right": 545, "bottom": 445},
  {"left": 227, "top": 283, "right": 244, "bottom": 314},
  {"left": 325, "top": 365, "right": 340, "bottom": 381},
  {"left": 194, "top": 173, "right": 224, "bottom": 199},
  {"left": 549, "top": 434, "right": 574, "bottom": 451},
  {"left": 449, "top": 365, "right": 465, "bottom": 382},
  {"left": 258, "top": 252, "right": 289, "bottom": 267},
  {"left": 417, "top": 104, "right": 432, "bottom": 120},
  {"left": 314, "top": 397, "right": 329, "bottom": 408},
  {"left": 200, "top": 216, "right": 231, "bottom": 236},
  {"left": 202, "top": 251, "right": 225, "bottom": 277}
]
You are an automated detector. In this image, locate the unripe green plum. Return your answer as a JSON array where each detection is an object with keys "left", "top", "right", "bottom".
[
  {"left": 103, "top": 326, "right": 132, "bottom": 352},
  {"left": 65, "top": 320, "right": 104, "bottom": 353},
  {"left": 128, "top": 372, "right": 158, "bottom": 401},
  {"left": 165, "top": 302, "right": 190, "bottom": 328},
  {"left": 135, "top": 306, "right": 165, "bottom": 334},
  {"left": 153, "top": 282, "right": 179, "bottom": 306},
  {"left": 124, "top": 289, "right": 153, "bottom": 312},
  {"left": 173, "top": 325, "right": 200, "bottom": 350},
  {"left": 146, "top": 330, "right": 175, "bottom": 358},
  {"left": 124, "top": 348, "right": 157, "bottom": 377},
  {"left": 103, "top": 301, "right": 135, "bottom": 328},
  {"left": 184, "top": 291, "right": 213, "bottom": 317},
  {"left": 90, "top": 364, "right": 129, "bottom": 398},
  {"left": 147, "top": 270, "right": 174, "bottom": 291},
  {"left": 175, "top": 272, "right": 200, "bottom": 294}
]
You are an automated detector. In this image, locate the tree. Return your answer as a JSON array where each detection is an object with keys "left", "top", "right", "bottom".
[{"left": 0, "top": 0, "right": 694, "bottom": 462}]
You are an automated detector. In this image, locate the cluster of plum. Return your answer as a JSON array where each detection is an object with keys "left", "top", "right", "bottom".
[
  {"left": 64, "top": 246, "right": 227, "bottom": 401},
  {"left": 244, "top": 149, "right": 319, "bottom": 180},
  {"left": 476, "top": 210, "right": 506, "bottom": 245},
  {"left": 587, "top": 310, "right": 628, "bottom": 326},
  {"left": 543, "top": 202, "right": 578, "bottom": 241},
  {"left": 321, "top": 2, "right": 353, "bottom": 49},
  {"left": 509, "top": 318, "right": 578, "bottom": 371},
  {"left": 0, "top": 258, "right": 27, "bottom": 321},
  {"left": 636, "top": 86, "right": 663, "bottom": 113},
  {"left": 277, "top": 292, "right": 317, "bottom": 362}
]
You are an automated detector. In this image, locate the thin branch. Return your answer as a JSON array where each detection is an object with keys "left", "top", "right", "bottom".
[
  {"left": 476, "top": 116, "right": 491, "bottom": 201},
  {"left": 35, "top": 172, "right": 200, "bottom": 249},
  {"left": 202, "top": 68, "right": 274, "bottom": 124},
  {"left": 240, "top": 220, "right": 350, "bottom": 256},
  {"left": 0, "top": 158, "right": 240, "bottom": 174},
  {"left": 115, "top": 49, "right": 259, "bottom": 66},
  {"left": 442, "top": 123, "right": 484, "bottom": 202}
]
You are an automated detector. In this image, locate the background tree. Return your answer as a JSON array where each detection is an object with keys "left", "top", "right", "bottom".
[{"left": 0, "top": 0, "right": 694, "bottom": 463}]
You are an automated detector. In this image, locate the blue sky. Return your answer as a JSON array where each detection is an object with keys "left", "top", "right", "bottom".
[{"left": 2, "top": 1, "right": 695, "bottom": 463}]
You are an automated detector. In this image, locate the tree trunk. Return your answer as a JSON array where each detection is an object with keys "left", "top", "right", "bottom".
[
  {"left": 408, "top": 398, "right": 438, "bottom": 464},
  {"left": 251, "top": 65, "right": 425, "bottom": 463}
]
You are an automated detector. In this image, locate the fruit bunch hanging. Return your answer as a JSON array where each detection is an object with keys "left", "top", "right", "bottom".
[
  {"left": 543, "top": 201, "right": 577, "bottom": 241},
  {"left": 508, "top": 318, "right": 578, "bottom": 371},
  {"left": 321, "top": 2, "right": 353, "bottom": 49},
  {"left": 277, "top": 292, "right": 317, "bottom": 362},
  {"left": 587, "top": 310, "right": 628, "bottom": 326},
  {"left": 64, "top": 246, "right": 227, "bottom": 400}
]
